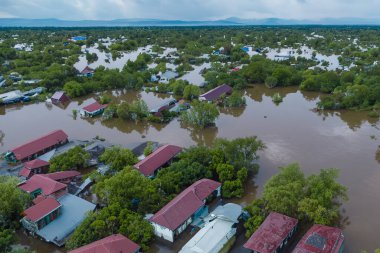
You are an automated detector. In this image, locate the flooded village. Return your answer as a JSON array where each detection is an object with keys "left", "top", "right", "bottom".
[{"left": 0, "top": 24, "right": 380, "bottom": 253}]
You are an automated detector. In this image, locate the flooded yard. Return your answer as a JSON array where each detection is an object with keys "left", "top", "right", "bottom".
[{"left": 1, "top": 85, "right": 379, "bottom": 252}]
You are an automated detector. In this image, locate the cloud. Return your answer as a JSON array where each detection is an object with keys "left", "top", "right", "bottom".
[{"left": 0, "top": 0, "right": 377, "bottom": 20}]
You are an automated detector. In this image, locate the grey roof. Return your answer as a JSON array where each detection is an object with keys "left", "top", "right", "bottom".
[
  {"left": 161, "top": 71, "right": 178, "bottom": 80},
  {"left": 208, "top": 203, "right": 242, "bottom": 223},
  {"left": 36, "top": 194, "right": 95, "bottom": 246}
]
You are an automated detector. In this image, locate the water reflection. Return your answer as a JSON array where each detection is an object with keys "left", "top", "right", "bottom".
[{"left": 376, "top": 146, "right": 380, "bottom": 164}]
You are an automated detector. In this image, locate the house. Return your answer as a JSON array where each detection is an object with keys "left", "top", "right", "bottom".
[
  {"left": 243, "top": 212, "right": 298, "bottom": 253},
  {"left": 0, "top": 75, "right": 6, "bottom": 87},
  {"left": 134, "top": 144, "right": 182, "bottom": 178},
  {"left": 21, "top": 193, "right": 96, "bottom": 246},
  {"left": 9, "top": 72, "right": 22, "bottom": 82},
  {"left": 242, "top": 46, "right": 251, "bottom": 53},
  {"left": 159, "top": 71, "right": 179, "bottom": 84},
  {"left": 19, "top": 159, "right": 50, "bottom": 179},
  {"left": 51, "top": 91, "right": 70, "bottom": 104},
  {"left": 149, "top": 179, "right": 221, "bottom": 242},
  {"left": 43, "top": 171, "right": 81, "bottom": 184},
  {"left": 23, "top": 87, "right": 45, "bottom": 97},
  {"left": 199, "top": 84, "right": 232, "bottom": 102},
  {"left": 292, "top": 225, "right": 344, "bottom": 253},
  {"left": 150, "top": 99, "right": 177, "bottom": 117},
  {"left": 70, "top": 36, "right": 87, "bottom": 42},
  {"left": 18, "top": 174, "right": 68, "bottom": 199},
  {"left": 0, "top": 90, "right": 24, "bottom": 104},
  {"left": 80, "top": 101, "right": 108, "bottom": 117},
  {"left": 3, "top": 130, "right": 69, "bottom": 163},
  {"left": 179, "top": 203, "right": 242, "bottom": 253},
  {"left": 22, "top": 79, "right": 42, "bottom": 85},
  {"left": 79, "top": 66, "right": 94, "bottom": 77},
  {"left": 68, "top": 234, "right": 140, "bottom": 253}
]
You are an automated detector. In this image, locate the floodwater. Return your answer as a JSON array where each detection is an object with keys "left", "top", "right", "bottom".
[{"left": 1, "top": 85, "right": 380, "bottom": 252}]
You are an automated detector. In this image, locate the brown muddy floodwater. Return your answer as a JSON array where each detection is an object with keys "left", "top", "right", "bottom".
[{"left": 1, "top": 85, "right": 379, "bottom": 253}]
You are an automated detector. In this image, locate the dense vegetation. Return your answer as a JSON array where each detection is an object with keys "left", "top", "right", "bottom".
[{"left": 244, "top": 163, "right": 348, "bottom": 237}]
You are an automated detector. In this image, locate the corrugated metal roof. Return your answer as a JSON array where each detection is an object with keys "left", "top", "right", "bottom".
[
  {"left": 82, "top": 101, "right": 108, "bottom": 113},
  {"left": 292, "top": 225, "right": 344, "bottom": 253},
  {"left": 10, "top": 130, "right": 68, "bottom": 161},
  {"left": 244, "top": 212, "right": 298, "bottom": 253},
  {"left": 23, "top": 198, "right": 61, "bottom": 222},
  {"left": 199, "top": 84, "right": 232, "bottom": 101},
  {"left": 68, "top": 234, "right": 140, "bottom": 253},
  {"left": 149, "top": 179, "right": 221, "bottom": 230},
  {"left": 134, "top": 144, "right": 182, "bottom": 176}
]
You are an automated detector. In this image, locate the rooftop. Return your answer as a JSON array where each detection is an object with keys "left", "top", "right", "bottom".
[
  {"left": 292, "top": 224, "right": 345, "bottom": 253},
  {"left": 51, "top": 91, "right": 67, "bottom": 100},
  {"left": 82, "top": 101, "right": 108, "bottom": 113},
  {"left": 199, "top": 84, "right": 232, "bottom": 101},
  {"left": 243, "top": 212, "right": 298, "bottom": 253},
  {"left": 10, "top": 130, "right": 68, "bottom": 161},
  {"left": 23, "top": 198, "right": 61, "bottom": 222},
  {"left": 149, "top": 179, "right": 221, "bottom": 230},
  {"left": 68, "top": 234, "right": 140, "bottom": 253},
  {"left": 42, "top": 170, "right": 81, "bottom": 182},
  {"left": 134, "top": 144, "right": 182, "bottom": 177},
  {"left": 24, "top": 159, "right": 50, "bottom": 170},
  {"left": 81, "top": 66, "right": 94, "bottom": 74},
  {"left": 18, "top": 174, "right": 67, "bottom": 196},
  {"left": 36, "top": 194, "right": 96, "bottom": 246}
]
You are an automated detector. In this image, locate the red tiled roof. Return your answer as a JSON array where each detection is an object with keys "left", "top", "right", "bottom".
[
  {"left": 149, "top": 179, "right": 221, "bottom": 230},
  {"left": 292, "top": 225, "right": 344, "bottom": 253},
  {"left": 18, "top": 174, "right": 67, "bottom": 196},
  {"left": 42, "top": 170, "right": 81, "bottom": 182},
  {"left": 24, "top": 159, "right": 50, "bottom": 170},
  {"left": 23, "top": 198, "right": 61, "bottom": 222},
  {"left": 200, "top": 84, "right": 232, "bottom": 101},
  {"left": 51, "top": 91, "right": 67, "bottom": 100},
  {"left": 82, "top": 101, "right": 108, "bottom": 113},
  {"left": 10, "top": 130, "right": 68, "bottom": 161},
  {"left": 134, "top": 144, "right": 182, "bottom": 177},
  {"left": 81, "top": 66, "right": 94, "bottom": 74},
  {"left": 19, "top": 167, "right": 33, "bottom": 178},
  {"left": 68, "top": 234, "right": 140, "bottom": 253},
  {"left": 32, "top": 194, "right": 47, "bottom": 205},
  {"left": 244, "top": 212, "right": 298, "bottom": 253}
]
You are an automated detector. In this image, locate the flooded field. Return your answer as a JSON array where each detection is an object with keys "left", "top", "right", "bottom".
[{"left": 1, "top": 85, "right": 379, "bottom": 253}]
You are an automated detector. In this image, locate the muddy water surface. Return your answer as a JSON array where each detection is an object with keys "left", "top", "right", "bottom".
[{"left": 1, "top": 85, "right": 379, "bottom": 253}]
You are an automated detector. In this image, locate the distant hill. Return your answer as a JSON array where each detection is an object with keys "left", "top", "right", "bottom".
[{"left": 0, "top": 17, "right": 380, "bottom": 27}]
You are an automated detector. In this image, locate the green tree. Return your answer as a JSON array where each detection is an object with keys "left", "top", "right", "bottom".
[
  {"left": 180, "top": 101, "right": 219, "bottom": 128},
  {"left": 143, "top": 142, "right": 154, "bottom": 157},
  {"left": 222, "top": 180, "right": 244, "bottom": 198},
  {"left": 224, "top": 91, "right": 246, "bottom": 107},
  {"left": 183, "top": 85, "right": 201, "bottom": 100},
  {"left": 63, "top": 81, "right": 87, "bottom": 98},
  {"left": 0, "top": 229, "right": 15, "bottom": 252},
  {"left": 49, "top": 146, "right": 90, "bottom": 172},
  {"left": 99, "top": 147, "right": 137, "bottom": 171}
]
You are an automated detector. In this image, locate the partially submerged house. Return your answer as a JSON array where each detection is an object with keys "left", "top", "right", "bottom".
[
  {"left": 19, "top": 172, "right": 95, "bottom": 246},
  {"left": 0, "top": 90, "right": 24, "bottom": 104},
  {"left": 149, "top": 99, "right": 177, "bottom": 117},
  {"left": 149, "top": 179, "right": 221, "bottom": 242},
  {"left": 199, "top": 84, "right": 232, "bottom": 102},
  {"left": 243, "top": 212, "right": 298, "bottom": 253},
  {"left": 3, "top": 130, "right": 69, "bottom": 163},
  {"left": 292, "top": 225, "right": 344, "bottom": 253},
  {"left": 23, "top": 87, "right": 45, "bottom": 97},
  {"left": 68, "top": 234, "right": 141, "bottom": 253},
  {"left": 0, "top": 75, "right": 6, "bottom": 87},
  {"left": 21, "top": 193, "right": 95, "bottom": 246},
  {"left": 79, "top": 66, "right": 94, "bottom": 77},
  {"left": 9, "top": 72, "right": 22, "bottom": 82},
  {"left": 159, "top": 71, "right": 179, "bottom": 84},
  {"left": 51, "top": 91, "right": 70, "bottom": 104},
  {"left": 80, "top": 101, "right": 108, "bottom": 117},
  {"left": 179, "top": 203, "right": 242, "bottom": 253},
  {"left": 70, "top": 36, "right": 87, "bottom": 42},
  {"left": 134, "top": 144, "right": 182, "bottom": 178},
  {"left": 19, "top": 159, "right": 50, "bottom": 179}
]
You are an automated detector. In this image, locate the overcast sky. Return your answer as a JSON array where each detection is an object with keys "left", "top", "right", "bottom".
[{"left": 0, "top": 0, "right": 378, "bottom": 20}]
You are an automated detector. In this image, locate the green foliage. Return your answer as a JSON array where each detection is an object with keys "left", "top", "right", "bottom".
[
  {"left": 116, "top": 100, "right": 149, "bottom": 121},
  {"left": 63, "top": 81, "right": 87, "bottom": 98},
  {"left": 99, "top": 147, "right": 138, "bottom": 171},
  {"left": 183, "top": 85, "right": 200, "bottom": 100},
  {"left": 224, "top": 91, "right": 246, "bottom": 107},
  {"left": 0, "top": 176, "right": 31, "bottom": 229},
  {"left": 65, "top": 203, "right": 154, "bottom": 252},
  {"left": 222, "top": 180, "right": 244, "bottom": 198},
  {"left": 0, "top": 229, "right": 15, "bottom": 252},
  {"left": 244, "top": 163, "right": 348, "bottom": 237},
  {"left": 272, "top": 93, "right": 283, "bottom": 104},
  {"left": 49, "top": 146, "right": 90, "bottom": 172},
  {"left": 180, "top": 101, "right": 220, "bottom": 128},
  {"left": 99, "top": 95, "right": 111, "bottom": 104},
  {"left": 143, "top": 142, "right": 154, "bottom": 157}
]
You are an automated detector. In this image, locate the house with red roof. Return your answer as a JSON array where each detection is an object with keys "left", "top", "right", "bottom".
[
  {"left": 43, "top": 170, "right": 81, "bottom": 184},
  {"left": 21, "top": 198, "right": 62, "bottom": 232},
  {"left": 51, "top": 91, "right": 69, "bottom": 104},
  {"left": 134, "top": 144, "right": 182, "bottom": 178},
  {"left": 80, "top": 101, "right": 108, "bottom": 117},
  {"left": 79, "top": 66, "right": 94, "bottom": 77},
  {"left": 149, "top": 179, "right": 221, "bottom": 242},
  {"left": 4, "top": 130, "right": 68, "bottom": 163},
  {"left": 18, "top": 174, "right": 68, "bottom": 199},
  {"left": 199, "top": 84, "right": 232, "bottom": 102},
  {"left": 68, "top": 234, "right": 140, "bottom": 253},
  {"left": 19, "top": 159, "right": 50, "bottom": 179},
  {"left": 243, "top": 212, "right": 298, "bottom": 253},
  {"left": 292, "top": 225, "right": 344, "bottom": 253}
]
